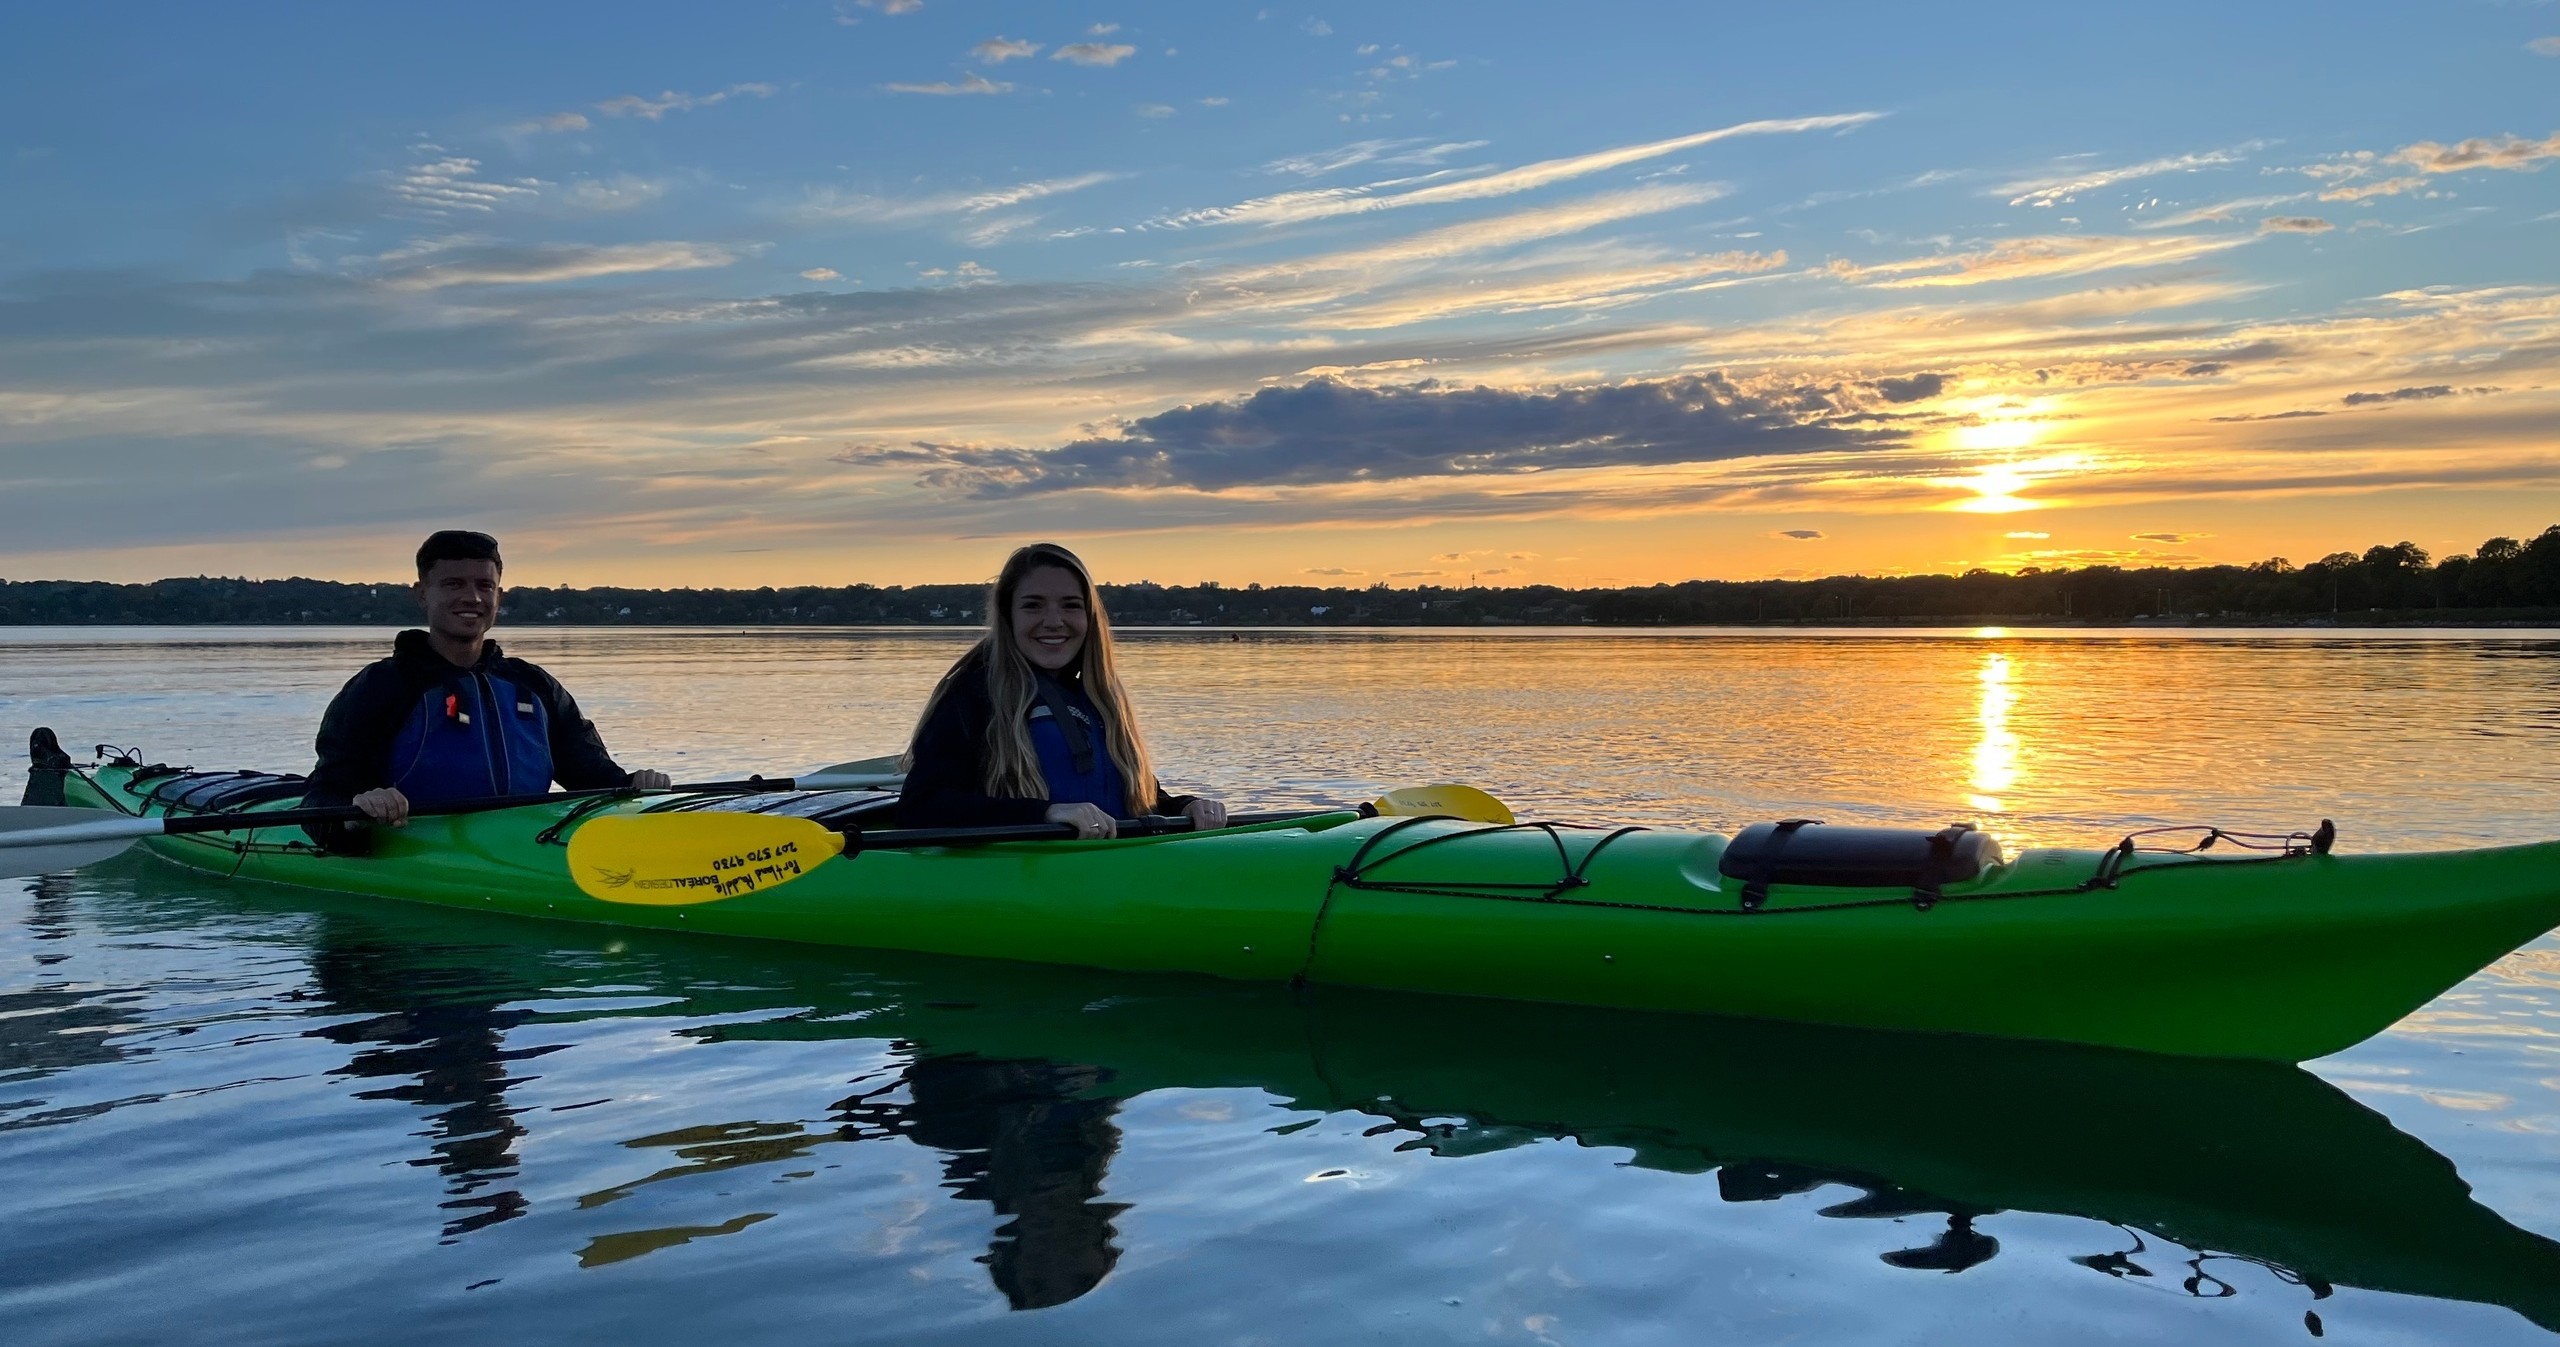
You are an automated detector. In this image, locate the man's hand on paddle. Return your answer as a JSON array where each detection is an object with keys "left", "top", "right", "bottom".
[
  {"left": 353, "top": 787, "right": 411, "bottom": 827},
  {"left": 629, "top": 769, "right": 672, "bottom": 790}
]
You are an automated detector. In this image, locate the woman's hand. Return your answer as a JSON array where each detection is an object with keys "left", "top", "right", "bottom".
[
  {"left": 1046, "top": 802, "right": 1117, "bottom": 839},
  {"left": 1182, "top": 798, "right": 1228, "bottom": 832}
]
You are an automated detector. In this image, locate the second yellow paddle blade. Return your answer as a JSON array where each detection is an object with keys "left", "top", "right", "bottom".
[
  {"left": 568, "top": 813, "right": 846, "bottom": 906},
  {"left": 1371, "top": 784, "right": 1515, "bottom": 825}
]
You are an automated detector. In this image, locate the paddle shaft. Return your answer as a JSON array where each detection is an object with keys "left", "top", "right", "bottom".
[
  {"left": 6, "top": 774, "right": 896, "bottom": 849},
  {"left": 846, "top": 809, "right": 1343, "bottom": 853}
]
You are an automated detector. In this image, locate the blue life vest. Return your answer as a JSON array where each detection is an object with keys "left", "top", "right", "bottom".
[
  {"left": 385, "top": 667, "right": 556, "bottom": 804},
  {"left": 1029, "top": 677, "right": 1126, "bottom": 813}
]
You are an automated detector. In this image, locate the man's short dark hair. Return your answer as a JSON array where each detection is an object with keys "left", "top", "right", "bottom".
[{"left": 417, "top": 530, "right": 503, "bottom": 579}]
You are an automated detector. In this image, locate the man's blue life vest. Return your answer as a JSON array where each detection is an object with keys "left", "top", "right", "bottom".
[
  {"left": 303, "top": 630, "right": 629, "bottom": 828},
  {"left": 386, "top": 665, "right": 558, "bottom": 803}
]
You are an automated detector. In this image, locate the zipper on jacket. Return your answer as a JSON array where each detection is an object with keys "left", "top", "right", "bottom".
[{"left": 473, "top": 671, "right": 508, "bottom": 794}]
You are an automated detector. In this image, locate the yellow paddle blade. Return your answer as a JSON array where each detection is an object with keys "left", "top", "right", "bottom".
[
  {"left": 1371, "top": 784, "right": 1515, "bottom": 825},
  {"left": 568, "top": 813, "right": 846, "bottom": 906}
]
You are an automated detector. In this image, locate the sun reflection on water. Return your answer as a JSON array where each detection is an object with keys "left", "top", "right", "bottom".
[{"left": 1970, "top": 650, "right": 2020, "bottom": 815}]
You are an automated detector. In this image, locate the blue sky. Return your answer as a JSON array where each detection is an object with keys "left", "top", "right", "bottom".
[{"left": 4, "top": 1, "right": 2557, "bottom": 586}]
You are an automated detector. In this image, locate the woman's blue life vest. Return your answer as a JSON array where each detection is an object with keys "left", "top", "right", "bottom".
[{"left": 1028, "top": 675, "right": 1128, "bottom": 814}]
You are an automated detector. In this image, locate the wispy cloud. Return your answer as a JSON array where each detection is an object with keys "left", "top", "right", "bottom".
[
  {"left": 596, "top": 82, "right": 777, "bottom": 120},
  {"left": 507, "top": 111, "right": 591, "bottom": 135},
  {"left": 2389, "top": 130, "right": 2560, "bottom": 174},
  {"left": 1315, "top": 248, "right": 1785, "bottom": 331},
  {"left": 795, "top": 171, "right": 1124, "bottom": 231},
  {"left": 859, "top": 0, "right": 920, "bottom": 12},
  {"left": 1154, "top": 113, "right": 1883, "bottom": 229},
  {"left": 2302, "top": 128, "right": 2560, "bottom": 199},
  {"left": 1218, "top": 184, "right": 1730, "bottom": 286},
  {"left": 363, "top": 239, "right": 739, "bottom": 289},
  {"left": 2208, "top": 409, "right": 2330, "bottom": 423},
  {"left": 1264, "top": 137, "right": 1490, "bottom": 178},
  {"left": 960, "top": 173, "right": 1123, "bottom": 212},
  {"left": 2319, "top": 176, "right": 2427, "bottom": 202},
  {"left": 972, "top": 36, "right": 1040, "bottom": 63},
  {"left": 1053, "top": 41, "right": 1137, "bottom": 66},
  {"left": 1827, "top": 233, "right": 2255, "bottom": 288},
  {"left": 1999, "top": 144, "right": 2266, "bottom": 208},
  {"left": 1371, "top": 52, "right": 1452, "bottom": 77},
  {"left": 2259, "top": 215, "right": 2333, "bottom": 233},
  {"left": 2008, "top": 546, "right": 2205, "bottom": 567},
  {"left": 883, "top": 72, "right": 1013, "bottom": 96},
  {"left": 2131, "top": 193, "right": 2308, "bottom": 228},
  {"left": 2340, "top": 384, "right": 2495, "bottom": 405},
  {"left": 2531, "top": 37, "right": 2560, "bottom": 57},
  {"left": 556, "top": 174, "right": 671, "bottom": 213},
  {"left": 390, "top": 151, "right": 540, "bottom": 217}
]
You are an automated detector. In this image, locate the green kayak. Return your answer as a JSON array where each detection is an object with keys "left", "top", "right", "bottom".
[{"left": 51, "top": 756, "right": 2560, "bottom": 1063}]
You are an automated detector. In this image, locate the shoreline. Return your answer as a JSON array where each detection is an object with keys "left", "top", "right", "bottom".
[{"left": 5, "top": 616, "right": 2558, "bottom": 634}]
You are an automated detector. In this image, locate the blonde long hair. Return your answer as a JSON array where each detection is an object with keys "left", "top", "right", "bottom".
[{"left": 906, "top": 542, "right": 1158, "bottom": 813}]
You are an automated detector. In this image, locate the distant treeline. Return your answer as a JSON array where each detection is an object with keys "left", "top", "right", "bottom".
[{"left": 7, "top": 526, "right": 2560, "bottom": 628}]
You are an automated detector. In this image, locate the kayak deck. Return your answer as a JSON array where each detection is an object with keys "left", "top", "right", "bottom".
[{"left": 55, "top": 761, "right": 2560, "bottom": 1063}]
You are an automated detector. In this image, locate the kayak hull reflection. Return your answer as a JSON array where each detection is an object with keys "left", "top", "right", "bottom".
[{"left": 198, "top": 895, "right": 2560, "bottom": 1336}]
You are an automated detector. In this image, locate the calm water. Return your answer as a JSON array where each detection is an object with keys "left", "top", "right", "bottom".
[{"left": 5, "top": 625, "right": 2560, "bottom": 1344}]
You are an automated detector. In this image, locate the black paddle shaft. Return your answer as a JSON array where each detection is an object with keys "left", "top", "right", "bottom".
[
  {"left": 843, "top": 809, "right": 1340, "bottom": 853},
  {"left": 147, "top": 777, "right": 804, "bottom": 838}
]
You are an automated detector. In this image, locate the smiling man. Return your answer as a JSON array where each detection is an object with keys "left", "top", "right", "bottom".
[{"left": 300, "top": 529, "right": 670, "bottom": 852}]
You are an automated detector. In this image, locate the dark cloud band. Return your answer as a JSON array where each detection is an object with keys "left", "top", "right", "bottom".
[{"left": 859, "top": 372, "right": 1943, "bottom": 495}]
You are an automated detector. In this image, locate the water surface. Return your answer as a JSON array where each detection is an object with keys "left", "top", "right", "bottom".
[{"left": 5, "top": 627, "right": 2559, "bottom": 1344}]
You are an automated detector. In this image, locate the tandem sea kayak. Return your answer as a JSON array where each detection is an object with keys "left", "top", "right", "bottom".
[{"left": 41, "top": 750, "right": 2560, "bottom": 1063}]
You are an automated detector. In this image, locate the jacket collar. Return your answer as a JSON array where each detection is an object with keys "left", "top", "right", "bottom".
[{"left": 393, "top": 628, "right": 503, "bottom": 674}]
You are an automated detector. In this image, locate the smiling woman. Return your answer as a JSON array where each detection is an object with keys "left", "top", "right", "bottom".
[{"left": 897, "top": 542, "right": 1226, "bottom": 838}]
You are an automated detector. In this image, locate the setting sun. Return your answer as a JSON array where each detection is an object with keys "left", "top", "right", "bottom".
[
  {"left": 1955, "top": 464, "right": 2039, "bottom": 514},
  {"left": 1935, "top": 451, "right": 2093, "bottom": 515}
]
